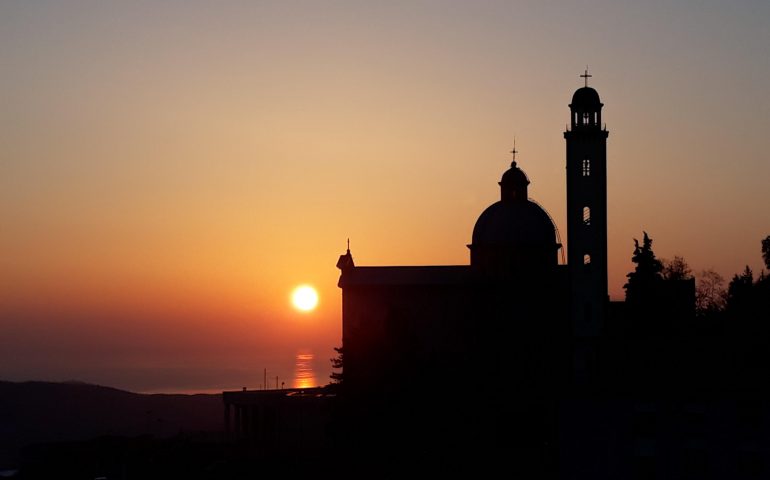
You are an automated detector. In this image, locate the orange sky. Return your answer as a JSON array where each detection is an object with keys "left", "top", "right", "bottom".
[{"left": 2, "top": 1, "right": 769, "bottom": 392}]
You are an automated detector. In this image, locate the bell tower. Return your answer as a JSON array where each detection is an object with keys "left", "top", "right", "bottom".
[{"left": 564, "top": 70, "right": 609, "bottom": 352}]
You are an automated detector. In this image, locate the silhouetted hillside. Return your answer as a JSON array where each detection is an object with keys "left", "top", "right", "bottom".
[{"left": 0, "top": 381, "right": 223, "bottom": 467}]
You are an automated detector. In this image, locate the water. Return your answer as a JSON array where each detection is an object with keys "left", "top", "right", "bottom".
[{"left": 293, "top": 350, "right": 317, "bottom": 389}]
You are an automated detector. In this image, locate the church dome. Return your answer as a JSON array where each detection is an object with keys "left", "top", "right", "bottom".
[
  {"left": 500, "top": 162, "right": 530, "bottom": 189},
  {"left": 570, "top": 86, "right": 601, "bottom": 108},
  {"left": 469, "top": 153, "right": 560, "bottom": 273},
  {"left": 472, "top": 200, "right": 556, "bottom": 247}
]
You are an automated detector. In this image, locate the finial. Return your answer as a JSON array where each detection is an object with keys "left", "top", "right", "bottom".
[
  {"left": 580, "top": 66, "right": 592, "bottom": 87},
  {"left": 509, "top": 138, "right": 518, "bottom": 167},
  {"left": 346, "top": 238, "right": 350, "bottom": 254}
]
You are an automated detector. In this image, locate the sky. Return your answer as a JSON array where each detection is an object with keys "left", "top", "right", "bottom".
[{"left": 2, "top": 0, "right": 769, "bottom": 393}]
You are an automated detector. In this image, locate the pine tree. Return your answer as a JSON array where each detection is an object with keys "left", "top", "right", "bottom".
[
  {"left": 329, "top": 346, "right": 344, "bottom": 385},
  {"left": 727, "top": 266, "right": 754, "bottom": 315},
  {"left": 624, "top": 231, "right": 663, "bottom": 303}
]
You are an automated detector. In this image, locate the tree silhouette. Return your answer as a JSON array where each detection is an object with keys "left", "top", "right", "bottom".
[
  {"left": 727, "top": 266, "right": 754, "bottom": 311},
  {"left": 695, "top": 269, "right": 726, "bottom": 317},
  {"left": 662, "top": 256, "right": 692, "bottom": 281},
  {"left": 329, "top": 346, "right": 344, "bottom": 385},
  {"left": 624, "top": 232, "right": 663, "bottom": 303},
  {"left": 756, "top": 244, "right": 770, "bottom": 323},
  {"left": 716, "top": 237, "right": 770, "bottom": 330}
]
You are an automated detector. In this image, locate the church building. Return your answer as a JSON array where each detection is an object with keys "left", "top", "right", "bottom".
[
  {"left": 337, "top": 74, "right": 608, "bottom": 392},
  {"left": 225, "top": 76, "right": 761, "bottom": 479},
  {"left": 335, "top": 75, "right": 610, "bottom": 473}
]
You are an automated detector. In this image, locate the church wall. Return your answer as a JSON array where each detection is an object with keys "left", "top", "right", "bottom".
[
  {"left": 340, "top": 269, "right": 574, "bottom": 398},
  {"left": 341, "top": 283, "right": 477, "bottom": 394}
]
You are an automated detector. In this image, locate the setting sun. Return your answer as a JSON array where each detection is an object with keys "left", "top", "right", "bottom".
[{"left": 291, "top": 285, "right": 319, "bottom": 312}]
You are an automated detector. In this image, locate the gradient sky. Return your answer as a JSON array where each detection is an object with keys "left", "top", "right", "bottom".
[{"left": 2, "top": 1, "right": 769, "bottom": 393}]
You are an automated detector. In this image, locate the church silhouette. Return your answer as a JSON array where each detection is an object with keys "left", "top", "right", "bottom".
[
  {"left": 335, "top": 73, "right": 614, "bottom": 476},
  {"left": 225, "top": 76, "right": 769, "bottom": 479}
]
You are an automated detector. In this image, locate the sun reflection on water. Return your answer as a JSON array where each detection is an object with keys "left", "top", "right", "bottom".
[{"left": 293, "top": 350, "right": 317, "bottom": 389}]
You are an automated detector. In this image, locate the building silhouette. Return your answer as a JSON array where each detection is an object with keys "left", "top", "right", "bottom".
[
  {"left": 334, "top": 77, "right": 736, "bottom": 479},
  {"left": 224, "top": 77, "right": 770, "bottom": 479},
  {"left": 335, "top": 77, "right": 616, "bottom": 475},
  {"left": 338, "top": 76, "right": 612, "bottom": 395},
  {"left": 565, "top": 76, "right": 609, "bottom": 384}
]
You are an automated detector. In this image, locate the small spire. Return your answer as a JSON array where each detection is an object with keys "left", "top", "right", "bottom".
[
  {"left": 337, "top": 238, "right": 355, "bottom": 270},
  {"left": 580, "top": 66, "right": 592, "bottom": 87},
  {"left": 509, "top": 138, "right": 518, "bottom": 167}
]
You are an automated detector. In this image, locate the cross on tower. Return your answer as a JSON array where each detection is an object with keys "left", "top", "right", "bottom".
[
  {"left": 580, "top": 67, "right": 592, "bottom": 87},
  {"left": 510, "top": 138, "right": 518, "bottom": 166}
]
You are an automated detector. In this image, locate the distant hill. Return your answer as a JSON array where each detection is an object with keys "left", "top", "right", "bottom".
[{"left": 0, "top": 381, "right": 223, "bottom": 467}]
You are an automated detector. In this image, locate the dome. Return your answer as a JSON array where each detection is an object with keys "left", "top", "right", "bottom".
[
  {"left": 570, "top": 86, "right": 601, "bottom": 109},
  {"left": 500, "top": 162, "right": 530, "bottom": 189},
  {"left": 472, "top": 200, "right": 556, "bottom": 247}
]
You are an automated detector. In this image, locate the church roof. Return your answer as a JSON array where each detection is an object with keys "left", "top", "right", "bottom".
[
  {"left": 500, "top": 161, "right": 530, "bottom": 189},
  {"left": 570, "top": 86, "right": 602, "bottom": 108},
  {"left": 338, "top": 265, "right": 472, "bottom": 287},
  {"left": 471, "top": 200, "right": 556, "bottom": 247}
]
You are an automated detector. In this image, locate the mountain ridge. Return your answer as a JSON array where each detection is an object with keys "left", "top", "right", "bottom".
[{"left": 0, "top": 380, "right": 223, "bottom": 467}]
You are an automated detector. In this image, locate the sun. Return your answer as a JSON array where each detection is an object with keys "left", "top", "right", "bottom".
[{"left": 291, "top": 285, "right": 319, "bottom": 312}]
